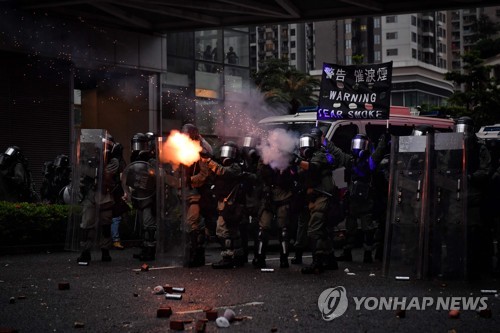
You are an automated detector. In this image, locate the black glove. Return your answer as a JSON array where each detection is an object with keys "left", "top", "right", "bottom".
[
  {"left": 291, "top": 153, "right": 303, "bottom": 166},
  {"left": 199, "top": 149, "right": 212, "bottom": 159}
]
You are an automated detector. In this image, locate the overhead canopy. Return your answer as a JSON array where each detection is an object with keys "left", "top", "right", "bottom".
[{"left": 3, "top": 0, "right": 499, "bottom": 34}]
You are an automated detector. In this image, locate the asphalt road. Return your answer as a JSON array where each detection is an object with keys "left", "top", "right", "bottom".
[{"left": 1, "top": 243, "right": 499, "bottom": 333}]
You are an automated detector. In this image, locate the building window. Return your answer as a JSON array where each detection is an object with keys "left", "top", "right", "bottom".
[
  {"left": 386, "top": 16, "right": 397, "bottom": 23},
  {"left": 346, "top": 55, "right": 352, "bottom": 65},
  {"left": 291, "top": 53, "right": 296, "bottom": 60},
  {"left": 411, "top": 16, "right": 417, "bottom": 26},
  {"left": 374, "top": 51, "right": 381, "bottom": 61},
  {"left": 345, "top": 39, "right": 351, "bottom": 49},
  {"left": 291, "top": 41, "right": 296, "bottom": 48},
  {"left": 374, "top": 34, "right": 381, "bottom": 45},
  {"left": 291, "top": 29, "right": 296, "bottom": 36},
  {"left": 345, "top": 23, "right": 351, "bottom": 34},
  {"left": 412, "top": 48, "right": 417, "bottom": 58},
  {"left": 412, "top": 32, "right": 417, "bottom": 42},
  {"left": 374, "top": 18, "right": 380, "bottom": 29},
  {"left": 360, "top": 24, "right": 367, "bottom": 31},
  {"left": 386, "top": 48, "right": 398, "bottom": 56},
  {"left": 386, "top": 32, "right": 398, "bottom": 40}
]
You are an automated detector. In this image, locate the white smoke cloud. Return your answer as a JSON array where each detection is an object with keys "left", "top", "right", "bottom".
[{"left": 258, "top": 128, "right": 298, "bottom": 171}]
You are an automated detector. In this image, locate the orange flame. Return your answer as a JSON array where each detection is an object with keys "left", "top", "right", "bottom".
[{"left": 159, "top": 130, "right": 202, "bottom": 169}]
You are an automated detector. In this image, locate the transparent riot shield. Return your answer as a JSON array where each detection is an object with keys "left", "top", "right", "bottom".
[
  {"left": 425, "top": 132, "right": 467, "bottom": 280},
  {"left": 65, "top": 129, "right": 107, "bottom": 252},
  {"left": 383, "top": 135, "right": 430, "bottom": 279},
  {"left": 156, "top": 136, "right": 186, "bottom": 266}
]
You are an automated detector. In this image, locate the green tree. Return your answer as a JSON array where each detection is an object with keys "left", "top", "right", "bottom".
[
  {"left": 251, "top": 58, "right": 320, "bottom": 114},
  {"left": 443, "top": 50, "right": 500, "bottom": 126}
]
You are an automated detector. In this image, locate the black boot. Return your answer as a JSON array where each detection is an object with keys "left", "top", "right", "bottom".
[
  {"left": 324, "top": 252, "right": 339, "bottom": 270},
  {"left": 252, "top": 254, "right": 267, "bottom": 268},
  {"left": 133, "top": 246, "right": 155, "bottom": 261},
  {"left": 336, "top": 249, "right": 352, "bottom": 262},
  {"left": 363, "top": 250, "right": 373, "bottom": 263},
  {"left": 291, "top": 249, "right": 303, "bottom": 265},
  {"left": 279, "top": 228, "right": 290, "bottom": 268},
  {"left": 280, "top": 254, "right": 289, "bottom": 268},
  {"left": 252, "top": 230, "right": 268, "bottom": 268},
  {"left": 101, "top": 249, "right": 112, "bottom": 262},
  {"left": 77, "top": 250, "right": 91, "bottom": 264},
  {"left": 301, "top": 253, "right": 325, "bottom": 274},
  {"left": 187, "top": 231, "right": 206, "bottom": 267}
]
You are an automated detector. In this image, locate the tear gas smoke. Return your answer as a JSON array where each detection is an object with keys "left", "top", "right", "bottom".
[
  {"left": 258, "top": 128, "right": 298, "bottom": 171},
  {"left": 159, "top": 130, "right": 202, "bottom": 169}
]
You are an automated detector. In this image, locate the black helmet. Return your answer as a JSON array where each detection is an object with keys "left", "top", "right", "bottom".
[
  {"left": 0, "top": 146, "right": 22, "bottom": 168},
  {"left": 412, "top": 124, "right": 435, "bottom": 136},
  {"left": 131, "top": 133, "right": 148, "bottom": 152},
  {"left": 299, "top": 133, "right": 316, "bottom": 159},
  {"left": 351, "top": 134, "right": 370, "bottom": 157},
  {"left": 53, "top": 154, "right": 70, "bottom": 168},
  {"left": 145, "top": 132, "right": 156, "bottom": 152},
  {"left": 455, "top": 116, "right": 474, "bottom": 134},
  {"left": 310, "top": 127, "right": 323, "bottom": 141},
  {"left": 181, "top": 123, "right": 200, "bottom": 141}
]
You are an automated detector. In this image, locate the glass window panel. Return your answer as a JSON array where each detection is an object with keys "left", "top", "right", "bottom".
[
  {"left": 168, "top": 31, "right": 194, "bottom": 57},
  {"left": 224, "top": 28, "right": 249, "bottom": 67},
  {"left": 195, "top": 64, "right": 223, "bottom": 99}
]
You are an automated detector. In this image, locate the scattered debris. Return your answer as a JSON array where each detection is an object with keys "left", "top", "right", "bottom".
[
  {"left": 223, "top": 309, "right": 236, "bottom": 322},
  {"left": 133, "top": 293, "right": 139, "bottom": 297},
  {"left": 478, "top": 308, "right": 492, "bottom": 318},
  {"left": 347, "top": 272, "right": 356, "bottom": 276},
  {"left": 140, "top": 264, "right": 149, "bottom": 272},
  {"left": 369, "top": 273, "right": 375, "bottom": 277},
  {"left": 480, "top": 289, "right": 497, "bottom": 295},
  {"left": 195, "top": 320, "right": 206, "bottom": 333},
  {"left": 169, "top": 320, "right": 184, "bottom": 331},
  {"left": 165, "top": 293, "right": 182, "bottom": 300},
  {"left": 344, "top": 268, "right": 349, "bottom": 273},
  {"left": 164, "top": 285, "right": 185, "bottom": 293},
  {"left": 271, "top": 327, "right": 278, "bottom": 332},
  {"left": 395, "top": 309, "right": 406, "bottom": 318},
  {"left": 261, "top": 268, "right": 274, "bottom": 272},
  {"left": 448, "top": 309, "right": 460, "bottom": 319},
  {"left": 73, "top": 321, "right": 85, "bottom": 328},
  {"left": 9, "top": 297, "right": 15, "bottom": 304},
  {"left": 216, "top": 316, "right": 230, "bottom": 328},
  {"left": 58, "top": 282, "right": 70, "bottom": 290},
  {"left": 0, "top": 328, "right": 19, "bottom": 333},
  {"left": 152, "top": 286, "right": 164, "bottom": 295},
  {"left": 156, "top": 306, "right": 172, "bottom": 318},
  {"left": 395, "top": 276, "right": 410, "bottom": 281},
  {"left": 206, "top": 310, "right": 218, "bottom": 321}
]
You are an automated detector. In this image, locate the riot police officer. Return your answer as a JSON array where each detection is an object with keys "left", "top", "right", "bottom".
[
  {"left": 455, "top": 116, "right": 492, "bottom": 278},
  {"left": 239, "top": 136, "right": 262, "bottom": 264},
  {"left": 130, "top": 132, "right": 158, "bottom": 261},
  {"left": 294, "top": 133, "right": 338, "bottom": 274},
  {"left": 181, "top": 123, "right": 214, "bottom": 267},
  {"left": 0, "top": 146, "right": 38, "bottom": 203},
  {"left": 339, "top": 133, "right": 387, "bottom": 263},
  {"left": 253, "top": 158, "right": 295, "bottom": 269},
  {"left": 201, "top": 141, "right": 246, "bottom": 269},
  {"left": 76, "top": 136, "right": 120, "bottom": 264}
]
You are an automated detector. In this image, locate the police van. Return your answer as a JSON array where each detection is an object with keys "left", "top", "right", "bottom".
[
  {"left": 258, "top": 106, "right": 455, "bottom": 188},
  {"left": 258, "top": 106, "right": 454, "bottom": 152}
]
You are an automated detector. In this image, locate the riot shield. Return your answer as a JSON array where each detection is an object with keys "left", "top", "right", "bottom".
[
  {"left": 65, "top": 129, "right": 107, "bottom": 252},
  {"left": 155, "top": 136, "right": 186, "bottom": 266},
  {"left": 383, "top": 135, "right": 430, "bottom": 279},
  {"left": 425, "top": 132, "right": 467, "bottom": 279}
]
